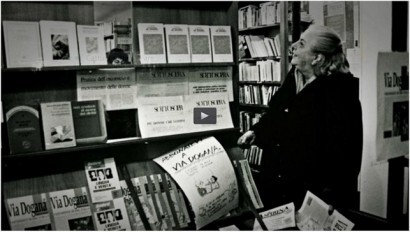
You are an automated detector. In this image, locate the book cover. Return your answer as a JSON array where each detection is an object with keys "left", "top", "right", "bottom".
[
  {"left": 92, "top": 194, "right": 132, "bottom": 231},
  {"left": 151, "top": 174, "right": 174, "bottom": 229},
  {"left": 48, "top": 187, "right": 95, "bottom": 230},
  {"left": 5, "top": 105, "right": 43, "bottom": 154},
  {"left": 72, "top": 100, "right": 107, "bottom": 145},
  {"left": 119, "top": 181, "right": 145, "bottom": 230},
  {"left": 164, "top": 173, "right": 191, "bottom": 227},
  {"left": 40, "top": 101, "right": 76, "bottom": 150},
  {"left": 164, "top": 24, "right": 191, "bottom": 63},
  {"left": 39, "top": 20, "right": 80, "bottom": 67},
  {"left": 189, "top": 25, "right": 212, "bottom": 63},
  {"left": 137, "top": 23, "right": 166, "bottom": 64},
  {"left": 84, "top": 157, "right": 121, "bottom": 203},
  {"left": 210, "top": 26, "right": 233, "bottom": 62},
  {"left": 5, "top": 193, "right": 52, "bottom": 230},
  {"left": 2, "top": 21, "right": 43, "bottom": 68},
  {"left": 77, "top": 25, "right": 108, "bottom": 66},
  {"left": 143, "top": 175, "right": 168, "bottom": 230}
]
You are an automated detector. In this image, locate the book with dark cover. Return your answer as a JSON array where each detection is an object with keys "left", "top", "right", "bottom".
[
  {"left": 5, "top": 105, "right": 43, "bottom": 154},
  {"left": 72, "top": 100, "right": 107, "bottom": 145}
]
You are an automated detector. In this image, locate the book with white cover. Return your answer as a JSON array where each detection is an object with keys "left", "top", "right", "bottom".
[
  {"left": 48, "top": 187, "right": 94, "bottom": 230},
  {"left": 92, "top": 196, "right": 131, "bottom": 231},
  {"left": 137, "top": 23, "right": 166, "bottom": 64},
  {"left": 165, "top": 24, "right": 191, "bottom": 63},
  {"left": 2, "top": 21, "right": 43, "bottom": 68},
  {"left": 40, "top": 20, "right": 80, "bottom": 66},
  {"left": 77, "top": 25, "right": 108, "bottom": 65},
  {"left": 210, "top": 26, "right": 233, "bottom": 62},
  {"left": 189, "top": 25, "right": 212, "bottom": 63}
]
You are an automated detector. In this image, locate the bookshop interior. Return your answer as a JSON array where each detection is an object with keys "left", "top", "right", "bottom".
[{"left": 1, "top": 1, "right": 409, "bottom": 231}]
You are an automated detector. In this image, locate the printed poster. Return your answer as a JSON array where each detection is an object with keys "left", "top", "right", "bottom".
[
  {"left": 84, "top": 158, "right": 121, "bottom": 203},
  {"left": 137, "top": 96, "right": 188, "bottom": 138},
  {"left": 136, "top": 68, "right": 188, "bottom": 98},
  {"left": 376, "top": 52, "right": 409, "bottom": 161},
  {"left": 153, "top": 136, "right": 239, "bottom": 229},
  {"left": 188, "top": 67, "right": 234, "bottom": 102},
  {"left": 77, "top": 69, "right": 137, "bottom": 110}
]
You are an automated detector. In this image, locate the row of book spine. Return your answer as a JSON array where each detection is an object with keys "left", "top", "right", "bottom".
[
  {"left": 239, "top": 85, "right": 279, "bottom": 106},
  {"left": 239, "top": 59, "right": 281, "bottom": 82},
  {"left": 238, "top": 2, "right": 281, "bottom": 30},
  {"left": 239, "top": 111, "right": 265, "bottom": 133},
  {"left": 239, "top": 35, "right": 281, "bottom": 58}
]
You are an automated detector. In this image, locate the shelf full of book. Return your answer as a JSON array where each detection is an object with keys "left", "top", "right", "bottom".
[{"left": 0, "top": 2, "right": 268, "bottom": 231}]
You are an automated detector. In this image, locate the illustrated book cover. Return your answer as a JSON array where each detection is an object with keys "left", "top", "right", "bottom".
[
  {"left": 189, "top": 25, "right": 212, "bottom": 63},
  {"left": 5, "top": 105, "right": 43, "bottom": 154},
  {"left": 5, "top": 193, "right": 52, "bottom": 230},
  {"left": 210, "top": 25, "right": 233, "bottom": 62},
  {"left": 48, "top": 187, "right": 95, "bottom": 230},
  {"left": 2, "top": 21, "right": 43, "bottom": 68},
  {"left": 84, "top": 157, "right": 121, "bottom": 203},
  {"left": 39, "top": 20, "right": 80, "bottom": 66},
  {"left": 77, "top": 25, "right": 108, "bottom": 66},
  {"left": 164, "top": 24, "right": 191, "bottom": 63},
  {"left": 72, "top": 100, "right": 107, "bottom": 145},
  {"left": 137, "top": 23, "right": 166, "bottom": 64},
  {"left": 40, "top": 101, "right": 76, "bottom": 150}
]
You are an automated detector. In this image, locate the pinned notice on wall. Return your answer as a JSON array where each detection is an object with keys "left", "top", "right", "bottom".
[{"left": 376, "top": 52, "right": 409, "bottom": 161}]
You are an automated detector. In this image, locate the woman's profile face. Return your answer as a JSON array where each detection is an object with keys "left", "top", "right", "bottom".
[{"left": 291, "top": 29, "right": 317, "bottom": 74}]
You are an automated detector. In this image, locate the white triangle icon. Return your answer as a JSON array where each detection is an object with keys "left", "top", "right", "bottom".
[{"left": 201, "top": 112, "right": 209, "bottom": 120}]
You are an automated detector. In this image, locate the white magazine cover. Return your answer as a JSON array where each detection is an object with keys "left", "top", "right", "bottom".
[
  {"left": 165, "top": 24, "right": 191, "bottom": 63},
  {"left": 77, "top": 25, "right": 108, "bottom": 65},
  {"left": 189, "top": 25, "right": 212, "bottom": 63},
  {"left": 210, "top": 25, "right": 233, "bottom": 62},
  {"left": 137, "top": 23, "right": 166, "bottom": 64}
]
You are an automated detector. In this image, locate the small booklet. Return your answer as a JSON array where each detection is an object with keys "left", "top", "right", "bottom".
[
  {"left": 189, "top": 25, "right": 212, "bottom": 63},
  {"left": 210, "top": 25, "right": 233, "bottom": 62},
  {"left": 165, "top": 24, "right": 191, "bottom": 63},
  {"left": 77, "top": 25, "right": 108, "bottom": 65},
  {"left": 92, "top": 194, "right": 132, "bottom": 231},
  {"left": 2, "top": 21, "right": 43, "bottom": 68},
  {"left": 39, "top": 20, "right": 80, "bottom": 66},
  {"left": 137, "top": 23, "right": 167, "bottom": 64}
]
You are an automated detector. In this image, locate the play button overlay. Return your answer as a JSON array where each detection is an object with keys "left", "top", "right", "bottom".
[{"left": 194, "top": 108, "right": 216, "bottom": 124}]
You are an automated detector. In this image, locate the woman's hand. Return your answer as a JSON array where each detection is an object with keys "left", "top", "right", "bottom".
[{"left": 237, "top": 130, "right": 256, "bottom": 148}]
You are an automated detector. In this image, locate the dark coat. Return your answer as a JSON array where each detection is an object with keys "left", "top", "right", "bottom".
[{"left": 251, "top": 67, "right": 363, "bottom": 210}]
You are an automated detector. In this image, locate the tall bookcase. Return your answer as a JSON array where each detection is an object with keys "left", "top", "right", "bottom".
[
  {"left": 237, "top": 1, "right": 289, "bottom": 173},
  {"left": 1, "top": 2, "right": 251, "bottom": 230}
]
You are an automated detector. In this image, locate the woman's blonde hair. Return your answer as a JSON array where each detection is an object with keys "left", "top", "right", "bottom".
[{"left": 307, "top": 25, "right": 350, "bottom": 76}]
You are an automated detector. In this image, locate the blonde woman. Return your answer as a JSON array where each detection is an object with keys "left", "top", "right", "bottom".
[{"left": 238, "top": 25, "right": 363, "bottom": 212}]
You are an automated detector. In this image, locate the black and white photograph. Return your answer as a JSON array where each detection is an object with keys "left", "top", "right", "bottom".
[{"left": 1, "top": 1, "right": 408, "bottom": 231}]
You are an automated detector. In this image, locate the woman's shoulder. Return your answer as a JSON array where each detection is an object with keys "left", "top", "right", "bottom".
[{"left": 320, "top": 72, "right": 359, "bottom": 98}]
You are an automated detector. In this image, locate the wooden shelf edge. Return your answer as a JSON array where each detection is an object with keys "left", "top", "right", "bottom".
[
  {"left": 1, "top": 62, "right": 236, "bottom": 72},
  {"left": 239, "top": 104, "right": 269, "bottom": 108},
  {"left": 2, "top": 127, "right": 240, "bottom": 160},
  {"left": 239, "top": 81, "right": 281, "bottom": 85},
  {"left": 239, "top": 23, "right": 280, "bottom": 32},
  {"left": 239, "top": 56, "right": 280, "bottom": 62}
]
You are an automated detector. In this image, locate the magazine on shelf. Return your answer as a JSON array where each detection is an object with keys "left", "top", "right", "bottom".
[
  {"left": 48, "top": 187, "right": 95, "bottom": 230},
  {"left": 253, "top": 202, "right": 295, "bottom": 231},
  {"left": 5, "top": 193, "right": 52, "bottom": 230},
  {"left": 165, "top": 24, "right": 191, "bottom": 63},
  {"left": 40, "top": 101, "right": 76, "bottom": 150},
  {"left": 39, "top": 20, "right": 80, "bottom": 66},
  {"left": 119, "top": 181, "right": 145, "bottom": 230},
  {"left": 84, "top": 157, "right": 121, "bottom": 203},
  {"left": 210, "top": 25, "right": 233, "bottom": 62},
  {"left": 92, "top": 194, "right": 132, "bottom": 231},
  {"left": 77, "top": 25, "right": 108, "bottom": 65},
  {"left": 2, "top": 21, "right": 43, "bottom": 68},
  {"left": 189, "top": 25, "right": 212, "bottom": 63},
  {"left": 133, "top": 176, "right": 161, "bottom": 230},
  {"left": 137, "top": 23, "right": 167, "bottom": 64}
]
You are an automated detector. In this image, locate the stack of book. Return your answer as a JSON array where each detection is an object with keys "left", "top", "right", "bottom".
[
  {"left": 239, "top": 85, "right": 279, "bottom": 106},
  {"left": 238, "top": 2, "right": 281, "bottom": 30},
  {"left": 239, "top": 34, "right": 281, "bottom": 59},
  {"left": 239, "top": 60, "right": 281, "bottom": 82}
]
